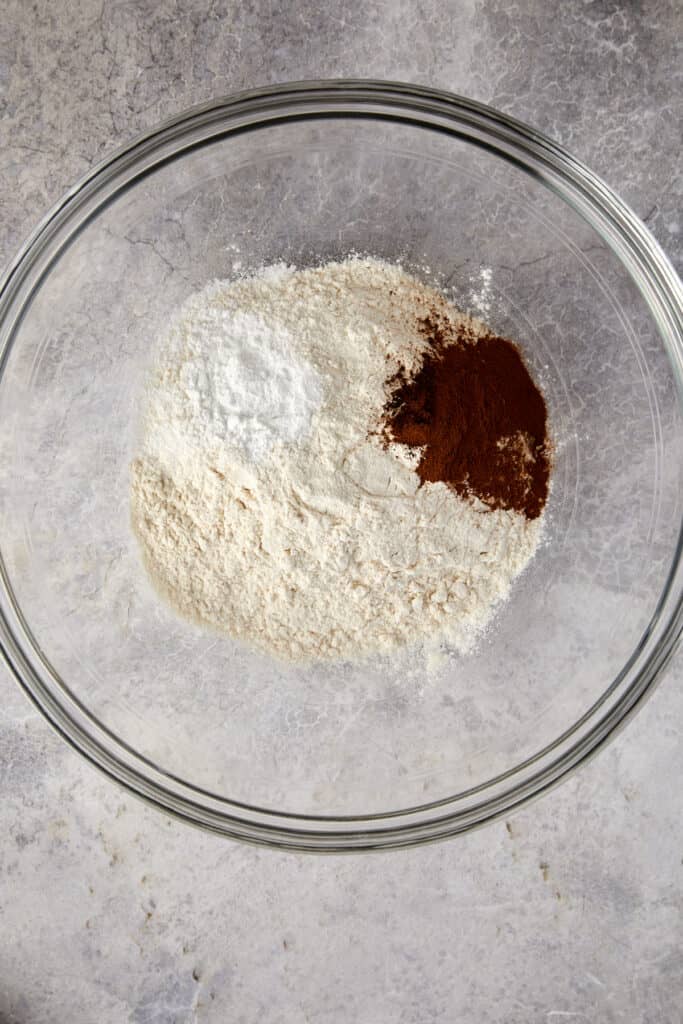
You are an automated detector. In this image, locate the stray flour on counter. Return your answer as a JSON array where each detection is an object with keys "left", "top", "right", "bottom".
[{"left": 131, "top": 258, "right": 543, "bottom": 664}]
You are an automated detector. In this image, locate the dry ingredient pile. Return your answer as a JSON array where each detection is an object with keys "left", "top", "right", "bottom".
[{"left": 131, "top": 258, "right": 550, "bottom": 663}]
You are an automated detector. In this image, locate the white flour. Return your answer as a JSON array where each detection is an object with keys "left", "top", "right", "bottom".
[
  {"left": 131, "top": 258, "right": 542, "bottom": 663},
  {"left": 469, "top": 266, "right": 493, "bottom": 316}
]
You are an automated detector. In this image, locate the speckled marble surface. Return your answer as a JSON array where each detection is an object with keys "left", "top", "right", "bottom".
[{"left": 0, "top": 2, "right": 681, "bottom": 1022}]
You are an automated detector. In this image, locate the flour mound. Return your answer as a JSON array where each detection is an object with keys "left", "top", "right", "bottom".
[{"left": 131, "top": 258, "right": 542, "bottom": 663}]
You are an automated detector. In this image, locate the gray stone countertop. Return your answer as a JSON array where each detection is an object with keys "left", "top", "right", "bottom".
[{"left": 0, "top": 2, "right": 681, "bottom": 1021}]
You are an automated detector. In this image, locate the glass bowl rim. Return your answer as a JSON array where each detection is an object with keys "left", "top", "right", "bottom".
[{"left": 0, "top": 79, "right": 681, "bottom": 852}]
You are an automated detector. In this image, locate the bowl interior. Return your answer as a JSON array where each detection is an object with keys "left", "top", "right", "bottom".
[{"left": 0, "top": 112, "right": 680, "bottom": 817}]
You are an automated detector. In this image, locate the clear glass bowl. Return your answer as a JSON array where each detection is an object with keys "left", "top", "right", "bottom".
[{"left": 0, "top": 81, "right": 681, "bottom": 851}]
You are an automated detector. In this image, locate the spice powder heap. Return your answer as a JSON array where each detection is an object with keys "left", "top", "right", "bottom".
[{"left": 383, "top": 313, "right": 549, "bottom": 520}]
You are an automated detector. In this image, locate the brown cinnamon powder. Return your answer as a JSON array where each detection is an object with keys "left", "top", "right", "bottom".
[{"left": 383, "top": 313, "right": 550, "bottom": 519}]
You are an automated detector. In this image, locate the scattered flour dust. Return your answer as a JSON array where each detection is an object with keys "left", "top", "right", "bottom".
[{"left": 131, "top": 258, "right": 543, "bottom": 664}]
